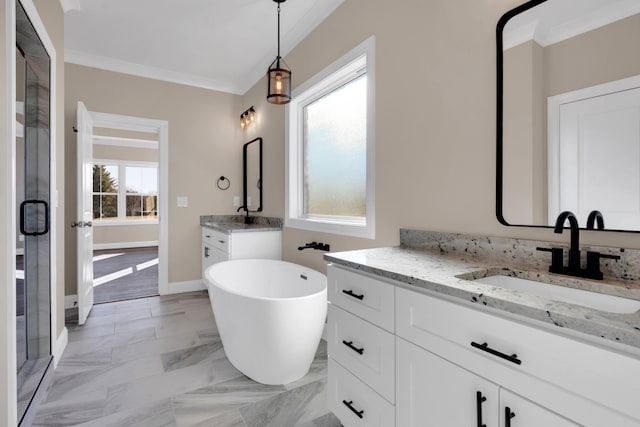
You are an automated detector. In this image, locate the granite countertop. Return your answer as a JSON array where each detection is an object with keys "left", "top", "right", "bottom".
[
  {"left": 324, "top": 245, "right": 640, "bottom": 352},
  {"left": 200, "top": 215, "right": 282, "bottom": 234},
  {"left": 202, "top": 221, "right": 281, "bottom": 233}
]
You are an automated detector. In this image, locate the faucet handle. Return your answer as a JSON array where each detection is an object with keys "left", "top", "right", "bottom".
[
  {"left": 586, "top": 251, "right": 621, "bottom": 280},
  {"left": 536, "top": 247, "right": 564, "bottom": 274}
]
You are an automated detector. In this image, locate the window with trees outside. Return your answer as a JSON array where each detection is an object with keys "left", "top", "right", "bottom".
[
  {"left": 286, "top": 37, "right": 375, "bottom": 238},
  {"left": 93, "top": 161, "right": 158, "bottom": 223}
]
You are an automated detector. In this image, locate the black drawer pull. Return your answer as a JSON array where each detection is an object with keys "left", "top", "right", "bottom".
[
  {"left": 505, "top": 407, "right": 516, "bottom": 427},
  {"left": 342, "top": 289, "right": 364, "bottom": 300},
  {"left": 218, "top": 240, "right": 225, "bottom": 244},
  {"left": 342, "top": 400, "right": 364, "bottom": 419},
  {"left": 471, "top": 342, "right": 521, "bottom": 365},
  {"left": 476, "top": 391, "right": 487, "bottom": 427},
  {"left": 342, "top": 340, "right": 364, "bottom": 355}
]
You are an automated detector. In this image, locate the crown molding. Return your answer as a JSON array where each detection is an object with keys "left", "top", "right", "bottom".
[{"left": 65, "top": 49, "right": 243, "bottom": 94}]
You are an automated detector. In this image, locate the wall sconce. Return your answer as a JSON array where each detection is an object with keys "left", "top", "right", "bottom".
[{"left": 240, "top": 106, "right": 256, "bottom": 129}]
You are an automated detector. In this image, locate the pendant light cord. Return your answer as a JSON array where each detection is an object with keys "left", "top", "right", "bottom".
[{"left": 277, "top": 3, "right": 281, "bottom": 60}]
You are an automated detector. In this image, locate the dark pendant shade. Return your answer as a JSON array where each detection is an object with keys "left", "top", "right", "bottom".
[{"left": 267, "top": 57, "right": 291, "bottom": 104}]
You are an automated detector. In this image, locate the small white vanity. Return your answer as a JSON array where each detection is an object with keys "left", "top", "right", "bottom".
[
  {"left": 325, "top": 231, "right": 640, "bottom": 427},
  {"left": 200, "top": 217, "right": 282, "bottom": 280}
]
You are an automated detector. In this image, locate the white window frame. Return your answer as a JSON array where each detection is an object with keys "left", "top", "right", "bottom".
[
  {"left": 93, "top": 159, "right": 159, "bottom": 226},
  {"left": 285, "top": 36, "right": 376, "bottom": 239}
]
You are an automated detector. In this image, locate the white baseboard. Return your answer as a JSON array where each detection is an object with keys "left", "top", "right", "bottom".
[
  {"left": 16, "top": 248, "right": 23, "bottom": 256},
  {"left": 64, "top": 294, "right": 78, "bottom": 309},
  {"left": 53, "top": 327, "right": 68, "bottom": 368},
  {"left": 164, "top": 280, "right": 206, "bottom": 295},
  {"left": 93, "top": 240, "right": 158, "bottom": 250}
]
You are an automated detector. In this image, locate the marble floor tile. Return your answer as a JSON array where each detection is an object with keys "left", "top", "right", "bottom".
[
  {"left": 105, "top": 348, "right": 242, "bottom": 413},
  {"left": 171, "top": 375, "right": 286, "bottom": 427},
  {"left": 161, "top": 341, "right": 223, "bottom": 372},
  {"left": 239, "top": 379, "right": 331, "bottom": 427},
  {"left": 36, "top": 292, "right": 338, "bottom": 427},
  {"left": 73, "top": 398, "right": 176, "bottom": 427}
]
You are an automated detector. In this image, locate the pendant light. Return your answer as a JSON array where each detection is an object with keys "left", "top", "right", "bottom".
[{"left": 267, "top": 0, "right": 291, "bottom": 104}]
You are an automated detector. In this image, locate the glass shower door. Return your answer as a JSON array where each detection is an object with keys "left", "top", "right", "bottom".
[{"left": 16, "top": 0, "right": 52, "bottom": 423}]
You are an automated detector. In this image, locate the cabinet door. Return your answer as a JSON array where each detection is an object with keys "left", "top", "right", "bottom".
[
  {"left": 500, "top": 389, "right": 579, "bottom": 427},
  {"left": 202, "top": 244, "right": 228, "bottom": 279},
  {"left": 397, "top": 337, "right": 499, "bottom": 427}
]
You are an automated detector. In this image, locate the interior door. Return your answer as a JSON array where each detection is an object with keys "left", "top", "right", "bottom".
[
  {"left": 76, "top": 102, "right": 94, "bottom": 325},
  {"left": 552, "top": 87, "right": 640, "bottom": 228}
]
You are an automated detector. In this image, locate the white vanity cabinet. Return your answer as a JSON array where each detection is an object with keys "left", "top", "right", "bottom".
[
  {"left": 396, "top": 338, "right": 578, "bottom": 427},
  {"left": 327, "top": 264, "right": 640, "bottom": 427},
  {"left": 201, "top": 227, "right": 281, "bottom": 279}
]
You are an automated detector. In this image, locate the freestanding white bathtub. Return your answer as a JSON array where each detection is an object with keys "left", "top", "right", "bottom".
[{"left": 204, "top": 259, "right": 327, "bottom": 385}]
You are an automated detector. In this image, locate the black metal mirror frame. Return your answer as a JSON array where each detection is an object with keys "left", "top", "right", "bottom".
[
  {"left": 496, "top": 0, "right": 638, "bottom": 233},
  {"left": 242, "top": 137, "right": 263, "bottom": 213}
]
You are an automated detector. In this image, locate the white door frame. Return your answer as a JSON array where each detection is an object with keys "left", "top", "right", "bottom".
[
  {"left": 3, "top": 0, "right": 59, "bottom": 424},
  {"left": 87, "top": 110, "right": 170, "bottom": 295},
  {"left": 548, "top": 74, "right": 640, "bottom": 224}
]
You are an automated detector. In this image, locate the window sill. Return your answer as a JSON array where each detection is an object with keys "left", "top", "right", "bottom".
[
  {"left": 285, "top": 216, "right": 374, "bottom": 239},
  {"left": 93, "top": 220, "right": 159, "bottom": 227}
]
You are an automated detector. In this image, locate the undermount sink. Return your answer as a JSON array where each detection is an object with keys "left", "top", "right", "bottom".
[{"left": 472, "top": 274, "right": 640, "bottom": 314}]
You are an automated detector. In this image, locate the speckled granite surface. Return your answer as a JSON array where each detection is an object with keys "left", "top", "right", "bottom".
[
  {"left": 324, "top": 230, "right": 640, "bottom": 351},
  {"left": 200, "top": 215, "right": 282, "bottom": 233}
]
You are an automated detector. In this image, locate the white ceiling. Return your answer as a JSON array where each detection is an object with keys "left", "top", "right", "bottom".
[{"left": 61, "top": 0, "right": 345, "bottom": 95}]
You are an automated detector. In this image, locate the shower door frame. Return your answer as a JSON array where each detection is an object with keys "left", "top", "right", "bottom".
[{"left": 2, "top": 0, "right": 62, "bottom": 425}]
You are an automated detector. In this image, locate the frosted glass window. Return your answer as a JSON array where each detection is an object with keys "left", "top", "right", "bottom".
[
  {"left": 303, "top": 75, "right": 367, "bottom": 217},
  {"left": 286, "top": 37, "right": 375, "bottom": 238}
]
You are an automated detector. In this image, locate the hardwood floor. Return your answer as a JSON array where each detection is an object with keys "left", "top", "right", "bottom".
[{"left": 93, "top": 247, "right": 159, "bottom": 304}]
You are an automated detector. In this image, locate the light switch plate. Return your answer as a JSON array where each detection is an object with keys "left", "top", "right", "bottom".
[
  {"left": 177, "top": 196, "right": 188, "bottom": 207},
  {"left": 233, "top": 196, "right": 240, "bottom": 207}
]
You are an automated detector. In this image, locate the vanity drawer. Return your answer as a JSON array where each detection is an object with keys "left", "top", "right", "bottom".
[
  {"left": 328, "top": 304, "right": 395, "bottom": 403},
  {"left": 328, "top": 358, "right": 395, "bottom": 427},
  {"left": 395, "top": 287, "right": 640, "bottom": 423},
  {"left": 327, "top": 265, "right": 394, "bottom": 332},
  {"left": 202, "top": 228, "right": 229, "bottom": 253}
]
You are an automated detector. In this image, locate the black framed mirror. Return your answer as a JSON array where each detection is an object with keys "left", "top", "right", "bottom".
[
  {"left": 497, "top": 0, "right": 640, "bottom": 232},
  {"left": 241, "top": 137, "right": 262, "bottom": 217}
]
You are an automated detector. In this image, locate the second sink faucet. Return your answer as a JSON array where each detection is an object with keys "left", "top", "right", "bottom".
[{"left": 554, "top": 211, "right": 581, "bottom": 274}]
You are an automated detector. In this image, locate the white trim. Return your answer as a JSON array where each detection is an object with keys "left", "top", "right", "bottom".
[
  {"left": 16, "top": 248, "right": 23, "bottom": 256},
  {"left": 3, "top": 0, "right": 17, "bottom": 424},
  {"left": 65, "top": 49, "right": 242, "bottom": 94},
  {"left": 93, "top": 158, "right": 158, "bottom": 168},
  {"left": 285, "top": 36, "right": 376, "bottom": 239},
  {"left": 93, "top": 220, "right": 159, "bottom": 227},
  {"left": 166, "top": 280, "right": 207, "bottom": 295},
  {"left": 64, "top": 294, "right": 78, "bottom": 309},
  {"left": 53, "top": 327, "right": 68, "bottom": 368},
  {"left": 93, "top": 241, "right": 158, "bottom": 251},
  {"left": 547, "top": 74, "right": 640, "bottom": 224},
  {"left": 93, "top": 135, "right": 158, "bottom": 150},
  {"left": 83, "top": 110, "right": 170, "bottom": 296}
]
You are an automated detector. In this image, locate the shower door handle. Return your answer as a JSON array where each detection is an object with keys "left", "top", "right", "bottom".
[{"left": 20, "top": 200, "right": 49, "bottom": 236}]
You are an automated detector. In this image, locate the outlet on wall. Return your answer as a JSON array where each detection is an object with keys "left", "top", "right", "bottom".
[
  {"left": 247, "top": 196, "right": 252, "bottom": 207},
  {"left": 177, "top": 196, "right": 188, "bottom": 208},
  {"left": 233, "top": 196, "right": 240, "bottom": 207}
]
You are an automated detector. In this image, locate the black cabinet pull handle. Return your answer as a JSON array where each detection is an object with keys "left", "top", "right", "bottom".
[
  {"left": 342, "top": 289, "right": 364, "bottom": 300},
  {"left": 342, "top": 400, "right": 364, "bottom": 419},
  {"left": 342, "top": 340, "right": 364, "bottom": 355},
  {"left": 218, "top": 240, "right": 225, "bottom": 244},
  {"left": 505, "top": 407, "right": 516, "bottom": 427},
  {"left": 204, "top": 247, "right": 210, "bottom": 258},
  {"left": 471, "top": 341, "right": 522, "bottom": 365},
  {"left": 476, "top": 391, "right": 487, "bottom": 427}
]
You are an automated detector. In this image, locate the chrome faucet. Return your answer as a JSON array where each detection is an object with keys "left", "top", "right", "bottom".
[{"left": 554, "top": 211, "right": 581, "bottom": 274}]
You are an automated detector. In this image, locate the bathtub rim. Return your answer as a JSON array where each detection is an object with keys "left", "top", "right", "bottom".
[{"left": 205, "top": 259, "right": 327, "bottom": 302}]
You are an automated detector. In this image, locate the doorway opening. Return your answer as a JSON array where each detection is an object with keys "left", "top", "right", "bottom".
[{"left": 74, "top": 107, "right": 168, "bottom": 323}]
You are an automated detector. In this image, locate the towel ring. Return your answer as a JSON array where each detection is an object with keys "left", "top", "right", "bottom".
[{"left": 217, "top": 176, "right": 230, "bottom": 190}]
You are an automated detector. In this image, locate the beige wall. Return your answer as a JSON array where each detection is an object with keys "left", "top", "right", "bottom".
[
  {"left": 240, "top": 0, "right": 640, "bottom": 275},
  {"left": 545, "top": 13, "right": 640, "bottom": 97},
  {"left": 65, "top": 63, "right": 243, "bottom": 295}
]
